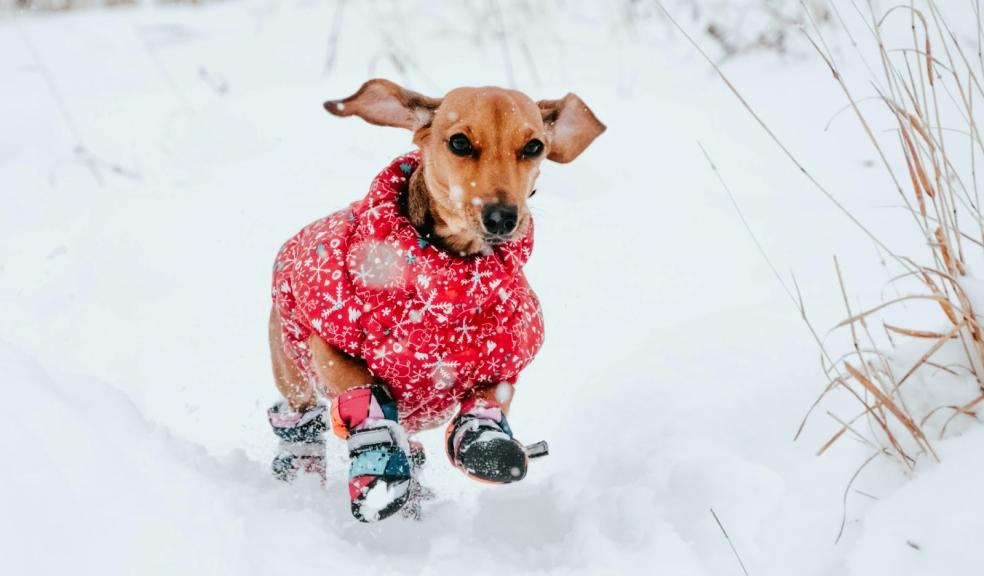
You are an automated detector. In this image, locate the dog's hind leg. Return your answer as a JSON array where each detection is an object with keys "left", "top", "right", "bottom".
[
  {"left": 268, "top": 306, "right": 318, "bottom": 412},
  {"left": 306, "top": 334, "right": 374, "bottom": 396},
  {"left": 267, "top": 306, "right": 331, "bottom": 481}
]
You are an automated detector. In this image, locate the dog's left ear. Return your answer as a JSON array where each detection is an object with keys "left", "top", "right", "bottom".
[
  {"left": 538, "top": 94, "right": 606, "bottom": 163},
  {"left": 324, "top": 79, "right": 442, "bottom": 130}
]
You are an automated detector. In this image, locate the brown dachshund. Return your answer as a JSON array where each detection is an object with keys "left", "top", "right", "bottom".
[{"left": 267, "top": 79, "right": 604, "bottom": 521}]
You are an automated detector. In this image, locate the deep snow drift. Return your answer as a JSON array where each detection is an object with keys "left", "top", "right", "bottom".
[{"left": 3, "top": 1, "right": 984, "bottom": 574}]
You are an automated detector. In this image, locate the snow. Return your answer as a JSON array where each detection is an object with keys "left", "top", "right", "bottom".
[
  {"left": 494, "top": 381, "right": 512, "bottom": 404},
  {"left": 846, "top": 426, "right": 984, "bottom": 575},
  {"left": 2, "top": 0, "right": 984, "bottom": 574},
  {"left": 359, "top": 478, "right": 409, "bottom": 522}
]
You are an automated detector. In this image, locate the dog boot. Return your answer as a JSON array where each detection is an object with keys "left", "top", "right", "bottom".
[
  {"left": 268, "top": 400, "right": 328, "bottom": 482},
  {"left": 446, "top": 397, "right": 528, "bottom": 483},
  {"left": 331, "top": 384, "right": 413, "bottom": 522}
]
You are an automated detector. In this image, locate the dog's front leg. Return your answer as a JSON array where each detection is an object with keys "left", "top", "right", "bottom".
[
  {"left": 445, "top": 381, "right": 536, "bottom": 483},
  {"left": 307, "top": 334, "right": 375, "bottom": 396},
  {"left": 307, "top": 336, "right": 417, "bottom": 522},
  {"left": 465, "top": 381, "right": 516, "bottom": 414}
]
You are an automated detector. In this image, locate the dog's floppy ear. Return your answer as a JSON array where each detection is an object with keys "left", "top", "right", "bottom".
[
  {"left": 538, "top": 93, "right": 605, "bottom": 163},
  {"left": 324, "top": 79, "right": 441, "bottom": 130}
]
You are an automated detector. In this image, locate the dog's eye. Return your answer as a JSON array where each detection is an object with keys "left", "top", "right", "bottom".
[
  {"left": 448, "top": 133, "right": 473, "bottom": 156},
  {"left": 522, "top": 139, "right": 544, "bottom": 158}
]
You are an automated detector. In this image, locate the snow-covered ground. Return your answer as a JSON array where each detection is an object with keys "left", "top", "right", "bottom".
[{"left": 3, "top": 1, "right": 983, "bottom": 574}]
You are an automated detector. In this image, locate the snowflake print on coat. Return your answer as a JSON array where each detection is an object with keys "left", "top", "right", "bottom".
[{"left": 272, "top": 152, "right": 544, "bottom": 433}]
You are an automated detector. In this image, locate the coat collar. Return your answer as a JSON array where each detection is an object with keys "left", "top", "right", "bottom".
[{"left": 346, "top": 152, "right": 535, "bottom": 319}]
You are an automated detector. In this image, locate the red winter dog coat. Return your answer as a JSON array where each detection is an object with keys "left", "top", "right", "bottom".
[{"left": 272, "top": 152, "right": 544, "bottom": 432}]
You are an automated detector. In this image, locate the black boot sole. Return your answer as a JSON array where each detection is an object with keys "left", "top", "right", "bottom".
[{"left": 456, "top": 436, "right": 528, "bottom": 483}]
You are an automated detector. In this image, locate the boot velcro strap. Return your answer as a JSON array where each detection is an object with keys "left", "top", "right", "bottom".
[
  {"left": 347, "top": 426, "right": 399, "bottom": 455},
  {"left": 269, "top": 402, "right": 328, "bottom": 443},
  {"left": 278, "top": 438, "right": 326, "bottom": 458}
]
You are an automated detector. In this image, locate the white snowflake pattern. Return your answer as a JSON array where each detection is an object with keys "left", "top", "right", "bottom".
[
  {"left": 388, "top": 310, "right": 417, "bottom": 338},
  {"left": 465, "top": 261, "right": 492, "bottom": 295},
  {"left": 485, "top": 355, "right": 502, "bottom": 373},
  {"left": 352, "top": 262, "right": 374, "bottom": 286},
  {"left": 308, "top": 256, "right": 335, "bottom": 285},
  {"left": 372, "top": 345, "right": 392, "bottom": 363},
  {"left": 454, "top": 319, "right": 476, "bottom": 344},
  {"left": 320, "top": 283, "right": 347, "bottom": 315},
  {"left": 416, "top": 289, "right": 453, "bottom": 322},
  {"left": 423, "top": 354, "right": 459, "bottom": 390}
]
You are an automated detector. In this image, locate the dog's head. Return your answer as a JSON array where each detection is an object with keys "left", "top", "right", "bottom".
[{"left": 324, "top": 79, "right": 605, "bottom": 255}]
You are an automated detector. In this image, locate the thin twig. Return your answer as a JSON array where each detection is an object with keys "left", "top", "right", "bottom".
[
  {"left": 697, "top": 143, "right": 797, "bottom": 306},
  {"left": 710, "top": 508, "right": 750, "bottom": 576},
  {"left": 14, "top": 16, "right": 103, "bottom": 186},
  {"left": 836, "top": 451, "right": 881, "bottom": 543},
  {"left": 323, "top": 0, "right": 347, "bottom": 76},
  {"left": 490, "top": 0, "right": 515, "bottom": 87},
  {"left": 697, "top": 143, "right": 848, "bottom": 441}
]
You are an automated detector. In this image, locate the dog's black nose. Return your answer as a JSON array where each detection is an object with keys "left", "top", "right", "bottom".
[{"left": 482, "top": 203, "right": 519, "bottom": 236}]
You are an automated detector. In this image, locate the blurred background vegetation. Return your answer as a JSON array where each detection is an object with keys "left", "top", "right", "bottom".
[{"left": 3, "top": 0, "right": 832, "bottom": 62}]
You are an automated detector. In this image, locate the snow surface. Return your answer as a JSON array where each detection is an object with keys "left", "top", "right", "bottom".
[{"left": 3, "top": 1, "right": 984, "bottom": 574}]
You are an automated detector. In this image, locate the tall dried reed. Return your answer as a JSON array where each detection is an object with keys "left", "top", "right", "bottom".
[{"left": 662, "top": 0, "right": 984, "bottom": 475}]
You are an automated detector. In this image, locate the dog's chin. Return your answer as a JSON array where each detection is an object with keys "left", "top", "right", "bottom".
[
  {"left": 434, "top": 228, "right": 490, "bottom": 257},
  {"left": 484, "top": 234, "right": 514, "bottom": 247},
  {"left": 436, "top": 226, "right": 522, "bottom": 257}
]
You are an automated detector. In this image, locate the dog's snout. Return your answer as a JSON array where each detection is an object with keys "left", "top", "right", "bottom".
[{"left": 482, "top": 203, "right": 519, "bottom": 236}]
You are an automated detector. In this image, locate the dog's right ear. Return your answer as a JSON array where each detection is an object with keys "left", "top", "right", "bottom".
[{"left": 324, "top": 79, "right": 442, "bottom": 130}]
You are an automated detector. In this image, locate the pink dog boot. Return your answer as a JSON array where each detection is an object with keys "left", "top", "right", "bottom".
[
  {"left": 331, "top": 384, "right": 413, "bottom": 522},
  {"left": 445, "top": 397, "right": 529, "bottom": 484},
  {"left": 268, "top": 400, "right": 328, "bottom": 482}
]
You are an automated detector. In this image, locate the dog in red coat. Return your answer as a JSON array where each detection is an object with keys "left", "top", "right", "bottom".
[{"left": 267, "top": 79, "right": 604, "bottom": 521}]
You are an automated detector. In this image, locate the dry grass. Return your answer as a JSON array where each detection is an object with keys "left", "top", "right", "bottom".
[
  {"left": 663, "top": 0, "right": 984, "bottom": 474},
  {"left": 797, "top": 1, "right": 984, "bottom": 469}
]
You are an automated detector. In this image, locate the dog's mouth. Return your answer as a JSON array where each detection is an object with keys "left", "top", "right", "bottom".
[
  {"left": 483, "top": 233, "right": 512, "bottom": 246},
  {"left": 482, "top": 228, "right": 524, "bottom": 247}
]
